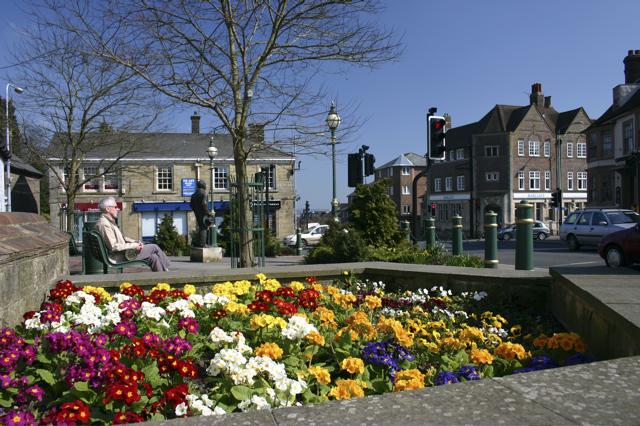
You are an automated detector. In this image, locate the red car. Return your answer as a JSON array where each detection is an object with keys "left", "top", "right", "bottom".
[{"left": 598, "top": 223, "right": 640, "bottom": 267}]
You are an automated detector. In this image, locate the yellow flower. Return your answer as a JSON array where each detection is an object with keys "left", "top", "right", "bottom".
[
  {"left": 119, "top": 282, "right": 132, "bottom": 292},
  {"left": 314, "top": 307, "right": 337, "bottom": 329},
  {"left": 328, "top": 379, "right": 366, "bottom": 400},
  {"left": 183, "top": 284, "right": 196, "bottom": 296},
  {"left": 364, "top": 295, "right": 382, "bottom": 310},
  {"left": 393, "top": 369, "right": 425, "bottom": 392},
  {"left": 333, "top": 292, "right": 357, "bottom": 309},
  {"left": 377, "top": 316, "right": 414, "bottom": 347},
  {"left": 289, "top": 281, "right": 305, "bottom": 292},
  {"left": 458, "top": 326, "right": 484, "bottom": 343},
  {"left": 510, "top": 325, "right": 522, "bottom": 338},
  {"left": 305, "top": 331, "right": 326, "bottom": 346},
  {"left": 249, "top": 314, "right": 286, "bottom": 329},
  {"left": 82, "top": 286, "right": 112, "bottom": 301},
  {"left": 224, "top": 301, "right": 250, "bottom": 316},
  {"left": 254, "top": 342, "right": 283, "bottom": 360},
  {"left": 495, "top": 342, "right": 529, "bottom": 361},
  {"left": 325, "top": 286, "right": 341, "bottom": 296},
  {"left": 340, "top": 357, "right": 365, "bottom": 375},
  {"left": 152, "top": 283, "right": 171, "bottom": 292},
  {"left": 470, "top": 348, "right": 494, "bottom": 365},
  {"left": 308, "top": 366, "right": 331, "bottom": 385},
  {"left": 263, "top": 278, "right": 281, "bottom": 291},
  {"left": 255, "top": 273, "right": 267, "bottom": 283}
]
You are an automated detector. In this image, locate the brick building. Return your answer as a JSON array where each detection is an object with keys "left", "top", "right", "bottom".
[
  {"left": 427, "top": 84, "right": 590, "bottom": 237},
  {"left": 585, "top": 50, "right": 640, "bottom": 210},
  {"left": 48, "top": 114, "right": 296, "bottom": 243}
]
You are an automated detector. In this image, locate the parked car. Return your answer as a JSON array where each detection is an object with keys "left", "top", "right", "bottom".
[
  {"left": 559, "top": 208, "right": 640, "bottom": 250},
  {"left": 282, "top": 224, "right": 329, "bottom": 247},
  {"left": 497, "top": 220, "right": 550, "bottom": 240},
  {"left": 598, "top": 223, "right": 640, "bottom": 267}
]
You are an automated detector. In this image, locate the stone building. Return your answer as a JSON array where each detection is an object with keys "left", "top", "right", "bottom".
[
  {"left": 585, "top": 50, "right": 640, "bottom": 210},
  {"left": 373, "top": 152, "right": 427, "bottom": 231},
  {"left": 47, "top": 114, "right": 296, "bottom": 243},
  {"left": 8, "top": 155, "right": 42, "bottom": 214},
  {"left": 427, "top": 83, "right": 591, "bottom": 237}
]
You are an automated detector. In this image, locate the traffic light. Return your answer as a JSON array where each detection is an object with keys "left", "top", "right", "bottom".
[
  {"left": 431, "top": 202, "right": 436, "bottom": 217},
  {"left": 551, "top": 189, "right": 562, "bottom": 208},
  {"left": 347, "top": 153, "right": 363, "bottom": 187},
  {"left": 364, "top": 153, "right": 375, "bottom": 176},
  {"left": 0, "top": 146, "right": 11, "bottom": 161},
  {"left": 428, "top": 115, "right": 446, "bottom": 160}
]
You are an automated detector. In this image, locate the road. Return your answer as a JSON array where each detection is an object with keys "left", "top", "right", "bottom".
[{"left": 460, "top": 237, "right": 603, "bottom": 269}]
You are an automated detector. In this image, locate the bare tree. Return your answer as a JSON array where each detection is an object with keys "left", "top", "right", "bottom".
[
  {"left": 7, "top": 3, "right": 166, "bottom": 232},
  {"left": 62, "top": 0, "right": 401, "bottom": 266}
]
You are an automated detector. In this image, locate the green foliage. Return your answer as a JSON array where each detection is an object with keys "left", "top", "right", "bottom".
[
  {"left": 264, "top": 232, "right": 282, "bottom": 257},
  {"left": 154, "top": 215, "right": 188, "bottom": 256},
  {"left": 348, "top": 179, "right": 404, "bottom": 246},
  {"left": 305, "top": 222, "right": 368, "bottom": 264},
  {"left": 367, "top": 244, "right": 483, "bottom": 268}
]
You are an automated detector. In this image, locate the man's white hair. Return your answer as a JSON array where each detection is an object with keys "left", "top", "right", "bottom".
[{"left": 99, "top": 196, "right": 117, "bottom": 212}]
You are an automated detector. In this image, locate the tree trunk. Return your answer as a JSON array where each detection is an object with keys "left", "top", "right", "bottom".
[{"left": 233, "top": 140, "right": 254, "bottom": 267}]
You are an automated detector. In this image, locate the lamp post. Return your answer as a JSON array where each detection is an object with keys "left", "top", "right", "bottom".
[
  {"left": 207, "top": 136, "right": 218, "bottom": 247},
  {"left": 2, "top": 83, "right": 24, "bottom": 212},
  {"left": 326, "top": 101, "right": 341, "bottom": 220}
]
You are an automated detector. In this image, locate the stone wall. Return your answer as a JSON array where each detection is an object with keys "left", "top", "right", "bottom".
[{"left": 0, "top": 213, "right": 68, "bottom": 327}]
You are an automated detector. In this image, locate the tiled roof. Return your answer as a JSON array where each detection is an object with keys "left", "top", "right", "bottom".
[
  {"left": 587, "top": 88, "right": 640, "bottom": 129},
  {"left": 377, "top": 152, "right": 426, "bottom": 170},
  {"left": 47, "top": 133, "right": 293, "bottom": 162},
  {"left": 9, "top": 155, "right": 43, "bottom": 178}
]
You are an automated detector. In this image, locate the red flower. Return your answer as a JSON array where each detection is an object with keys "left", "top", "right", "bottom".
[
  {"left": 164, "top": 383, "right": 188, "bottom": 407},
  {"left": 56, "top": 400, "right": 91, "bottom": 424},
  {"left": 273, "top": 299, "right": 298, "bottom": 316},
  {"left": 170, "top": 289, "right": 188, "bottom": 299},
  {"left": 305, "top": 276, "right": 318, "bottom": 284},
  {"left": 113, "top": 411, "right": 144, "bottom": 424},
  {"left": 22, "top": 311, "right": 36, "bottom": 320},
  {"left": 255, "top": 290, "right": 274, "bottom": 303},
  {"left": 276, "top": 287, "right": 296, "bottom": 299},
  {"left": 211, "top": 309, "right": 227, "bottom": 319},
  {"left": 248, "top": 301, "right": 270, "bottom": 312},
  {"left": 121, "top": 284, "right": 144, "bottom": 297},
  {"left": 177, "top": 360, "right": 198, "bottom": 378},
  {"left": 298, "top": 288, "right": 320, "bottom": 311}
]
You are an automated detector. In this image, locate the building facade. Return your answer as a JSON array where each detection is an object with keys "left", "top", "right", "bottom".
[
  {"left": 427, "top": 84, "right": 591, "bottom": 237},
  {"left": 48, "top": 115, "right": 296, "bottom": 243},
  {"left": 585, "top": 50, "right": 640, "bottom": 210},
  {"left": 373, "top": 152, "right": 427, "bottom": 231}
]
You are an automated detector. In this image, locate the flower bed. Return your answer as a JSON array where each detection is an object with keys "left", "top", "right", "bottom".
[{"left": 0, "top": 273, "right": 590, "bottom": 425}]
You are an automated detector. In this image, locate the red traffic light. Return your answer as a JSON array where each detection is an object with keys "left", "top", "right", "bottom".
[
  {"left": 431, "top": 203, "right": 436, "bottom": 209},
  {"left": 433, "top": 121, "right": 443, "bottom": 130}
]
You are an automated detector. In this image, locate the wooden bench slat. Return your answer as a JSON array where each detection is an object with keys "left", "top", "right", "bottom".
[{"left": 86, "top": 231, "right": 150, "bottom": 273}]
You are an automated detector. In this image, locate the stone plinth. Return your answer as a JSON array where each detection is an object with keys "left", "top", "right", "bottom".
[{"left": 190, "top": 246, "right": 223, "bottom": 263}]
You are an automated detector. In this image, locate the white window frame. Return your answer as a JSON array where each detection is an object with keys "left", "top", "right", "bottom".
[
  {"left": 576, "top": 142, "right": 587, "bottom": 158},
  {"left": 389, "top": 186, "right": 394, "bottom": 196},
  {"left": 544, "top": 170, "right": 551, "bottom": 191},
  {"left": 517, "top": 171, "right": 525, "bottom": 190},
  {"left": 623, "top": 120, "right": 635, "bottom": 154},
  {"left": 260, "top": 165, "right": 276, "bottom": 189},
  {"left": 401, "top": 166, "right": 410, "bottom": 176},
  {"left": 82, "top": 165, "right": 100, "bottom": 192},
  {"left": 485, "top": 172, "right": 499, "bottom": 182},
  {"left": 456, "top": 175, "right": 464, "bottom": 191},
  {"left": 528, "top": 140, "right": 540, "bottom": 157},
  {"left": 388, "top": 168, "right": 394, "bottom": 177},
  {"left": 567, "top": 143, "right": 574, "bottom": 158},
  {"left": 567, "top": 171, "right": 574, "bottom": 190},
  {"left": 156, "top": 165, "right": 174, "bottom": 191},
  {"left": 103, "top": 168, "right": 119, "bottom": 192},
  {"left": 434, "top": 178, "right": 442, "bottom": 192},
  {"left": 402, "top": 204, "right": 411, "bottom": 214},
  {"left": 517, "top": 140, "right": 525, "bottom": 156},
  {"left": 543, "top": 140, "right": 551, "bottom": 157},
  {"left": 577, "top": 172, "right": 587, "bottom": 190},
  {"left": 485, "top": 146, "right": 499, "bottom": 157},
  {"left": 401, "top": 185, "right": 410, "bottom": 195},
  {"left": 213, "top": 166, "right": 229, "bottom": 190},
  {"left": 455, "top": 148, "right": 464, "bottom": 160},
  {"left": 529, "top": 170, "right": 540, "bottom": 190},
  {"left": 449, "top": 150, "right": 456, "bottom": 161},
  {"left": 445, "top": 177, "right": 452, "bottom": 192}
]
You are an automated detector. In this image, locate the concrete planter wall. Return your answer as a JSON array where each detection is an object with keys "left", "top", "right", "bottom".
[{"left": 0, "top": 213, "right": 69, "bottom": 327}]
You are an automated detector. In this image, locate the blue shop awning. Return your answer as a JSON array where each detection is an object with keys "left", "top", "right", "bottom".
[{"left": 132, "top": 201, "right": 230, "bottom": 212}]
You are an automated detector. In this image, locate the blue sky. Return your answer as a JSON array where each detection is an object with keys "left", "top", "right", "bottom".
[{"left": 2, "top": 1, "right": 640, "bottom": 211}]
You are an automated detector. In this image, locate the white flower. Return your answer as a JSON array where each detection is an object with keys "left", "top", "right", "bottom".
[
  {"left": 140, "top": 302, "right": 166, "bottom": 321},
  {"left": 473, "top": 291, "right": 488, "bottom": 301},
  {"left": 203, "top": 293, "right": 229, "bottom": 307},
  {"left": 209, "top": 327, "right": 234, "bottom": 345},
  {"left": 65, "top": 291, "right": 95, "bottom": 306},
  {"left": 188, "top": 294, "right": 204, "bottom": 306},
  {"left": 281, "top": 316, "right": 317, "bottom": 340},
  {"left": 175, "top": 402, "right": 188, "bottom": 417}
]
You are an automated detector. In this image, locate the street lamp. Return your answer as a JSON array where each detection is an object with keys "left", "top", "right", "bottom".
[
  {"left": 326, "top": 101, "right": 341, "bottom": 220},
  {"left": 207, "top": 136, "right": 218, "bottom": 247},
  {"left": 2, "top": 83, "right": 24, "bottom": 212}
]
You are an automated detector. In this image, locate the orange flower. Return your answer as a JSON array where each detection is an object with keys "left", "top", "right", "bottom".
[
  {"left": 308, "top": 366, "right": 331, "bottom": 385},
  {"left": 394, "top": 369, "right": 425, "bottom": 392},
  {"left": 340, "top": 357, "right": 365, "bottom": 375},
  {"left": 495, "top": 342, "right": 529, "bottom": 361},
  {"left": 470, "top": 348, "right": 494, "bottom": 365},
  {"left": 305, "top": 331, "right": 326, "bottom": 346},
  {"left": 254, "top": 342, "right": 284, "bottom": 360},
  {"left": 328, "top": 379, "right": 366, "bottom": 400}
]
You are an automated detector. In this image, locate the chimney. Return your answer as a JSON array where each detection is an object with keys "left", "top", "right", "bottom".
[
  {"left": 443, "top": 113, "right": 452, "bottom": 130},
  {"left": 190, "top": 112, "right": 200, "bottom": 134},
  {"left": 529, "top": 83, "right": 544, "bottom": 108},
  {"left": 544, "top": 96, "right": 552, "bottom": 108},
  {"left": 624, "top": 49, "right": 640, "bottom": 84},
  {"left": 248, "top": 123, "right": 265, "bottom": 142}
]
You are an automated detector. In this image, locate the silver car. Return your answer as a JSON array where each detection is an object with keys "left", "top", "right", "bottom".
[
  {"left": 497, "top": 220, "right": 550, "bottom": 240},
  {"left": 560, "top": 208, "right": 640, "bottom": 250}
]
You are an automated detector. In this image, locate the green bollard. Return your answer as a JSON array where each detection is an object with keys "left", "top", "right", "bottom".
[
  {"left": 515, "top": 200, "right": 534, "bottom": 270},
  {"left": 295, "top": 227, "right": 302, "bottom": 256},
  {"left": 451, "top": 215, "right": 463, "bottom": 255},
  {"left": 484, "top": 210, "right": 499, "bottom": 268},
  {"left": 400, "top": 220, "right": 411, "bottom": 242},
  {"left": 425, "top": 217, "right": 436, "bottom": 248},
  {"left": 82, "top": 221, "right": 103, "bottom": 275}
]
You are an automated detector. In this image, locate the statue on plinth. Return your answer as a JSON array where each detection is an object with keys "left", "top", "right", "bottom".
[{"left": 190, "top": 180, "right": 213, "bottom": 248}]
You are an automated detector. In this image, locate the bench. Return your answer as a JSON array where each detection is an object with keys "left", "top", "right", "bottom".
[
  {"left": 85, "top": 231, "right": 150, "bottom": 273},
  {"left": 66, "top": 232, "right": 80, "bottom": 255}
]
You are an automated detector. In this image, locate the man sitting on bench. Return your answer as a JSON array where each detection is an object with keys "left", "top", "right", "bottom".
[{"left": 96, "top": 196, "right": 171, "bottom": 272}]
